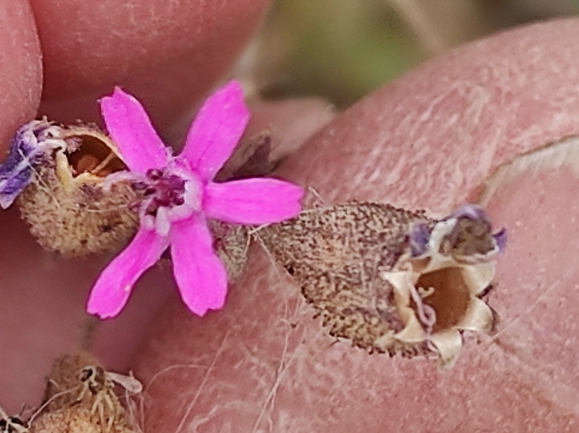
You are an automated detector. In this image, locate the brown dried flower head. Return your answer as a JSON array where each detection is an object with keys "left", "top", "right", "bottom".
[
  {"left": 14, "top": 120, "right": 140, "bottom": 257},
  {"left": 30, "top": 352, "right": 140, "bottom": 433},
  {"left": 260, "top": 202, "right": 505, "bottom": 368}
]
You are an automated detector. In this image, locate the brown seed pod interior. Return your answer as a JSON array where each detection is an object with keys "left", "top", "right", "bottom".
[
  {"left": 415, "top": 267, "right": 471, "bottom": 332},
  {"left": 63, "top": 128, "right": 127, "bottom": 179}
]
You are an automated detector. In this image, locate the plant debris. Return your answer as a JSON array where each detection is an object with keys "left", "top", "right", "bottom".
[{"left": 28, "top": 352, "right": 141, "bottom": 433}]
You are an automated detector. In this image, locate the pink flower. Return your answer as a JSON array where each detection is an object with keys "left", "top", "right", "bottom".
[{"left": 87, "top": 81, "right": 303, "bottom": 319}]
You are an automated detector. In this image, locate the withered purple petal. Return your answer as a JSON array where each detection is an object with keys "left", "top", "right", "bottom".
[
  {"left": 179, "top": 81, "right": 250, "bottom": 181},
  {"left": 0, "top": 124, "right": 48, "bottom": 209},
  {"left": 493, "top": 227, "right": 507, "bottom": 252},
  {"left": 409, "top": 223, "right": 430, "bottom": 257},
  {"left": 440, "top": 203, "right": 505, "bottom": 259},
  {"left": 100, "top": 87, "right": 171, "bottom": 173},
  {"left": 0, "top": 167, "right": 33, "bottom": 209}
]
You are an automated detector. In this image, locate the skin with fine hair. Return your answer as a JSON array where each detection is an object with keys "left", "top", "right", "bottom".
[
  {"left": 135, "top": 19, "right": 579, "bottom": 431},
  {"left": 0, "top": 2, "right": 578, "bottom": 431},
  {"left": 30, "top": 0, "right": 272, "bottom": 129}
]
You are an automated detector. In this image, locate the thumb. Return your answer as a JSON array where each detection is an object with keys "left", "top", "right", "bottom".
[{"left": 134, "top": 18, "right": 579, "bottom": 432}]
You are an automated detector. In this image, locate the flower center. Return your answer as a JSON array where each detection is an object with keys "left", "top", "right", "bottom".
[
  {"left": 140, "top": 169, "right": 188, "bottom": 214},
  {"left": 133, "top": 167, "right": 202, "bottom": 235}
]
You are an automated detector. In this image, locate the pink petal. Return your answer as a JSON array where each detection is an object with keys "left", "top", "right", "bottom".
[
  {"left": 170, "top": 214, "right": 228, "bottom": 316},
  {"left": 100, "top": 87, "right": 170, "bottom": 173},
  {"left": 179, "top": 81, "right": 250, "bottom": 181},
  {"left": 203, "top": 178, "right": 303, "bottom": 224},
  {"left": 86, "top": 227, "right": 169, "bottom": 319}
]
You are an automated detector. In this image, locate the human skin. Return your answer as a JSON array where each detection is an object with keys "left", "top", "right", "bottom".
[
  {"left": 1, "top": 3, "right": 579, "bottom": 432},
  {"left": 133, "top": 19, "right": 579, "bottom": 432},
  {"left": 31, "top": 0, "right": 272, "bottom": 130}
]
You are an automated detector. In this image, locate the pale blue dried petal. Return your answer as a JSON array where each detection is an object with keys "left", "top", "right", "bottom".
[
  {"left": 409, "top": 223, "right": 431, "bottom": 257},
  {"left": 0, "top": 166, "right": 34, "bottom": 208},
  {"left": 493, "top": 227, "right": 507, "bottom": 252},
  {"left": 0, "top": 121, "right": 52, "bottom": 209}
]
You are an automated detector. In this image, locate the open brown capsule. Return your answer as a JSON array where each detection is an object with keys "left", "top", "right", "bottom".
[
  {"left": 15, "top": 120, "right": 139, "bottom": 257},
  {"left": 259, "top": 202, "right": 505, "bottom": 368}
]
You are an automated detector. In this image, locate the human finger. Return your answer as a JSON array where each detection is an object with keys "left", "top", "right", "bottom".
[
  {"left": 133, "top": 18, "right": 579, "bottom": 432},
  {"left": 30, "top": 0, "right": 272, "bottom": 129}
]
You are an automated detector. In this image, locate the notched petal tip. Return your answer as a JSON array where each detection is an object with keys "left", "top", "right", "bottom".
[
  {"left": 86, "top": 227, "right": 168, "bottom": 319},
  {"left": 180, "top": 80, "right": 251, "bottom": 181},
  {"left": 181, "top": 271, "right": 228, "bottom": 317},
  {"left": 100, "top": 86, "right": 127, "bottom": 102},
  {"left": 86, "top": 280, "right": 130, "bottom": 319},
  {"left": 170, "top": 216, "right": 229, "bottom": 317},
  {"left": 100, "top": 86, "right": 170, "bottom": 174}
]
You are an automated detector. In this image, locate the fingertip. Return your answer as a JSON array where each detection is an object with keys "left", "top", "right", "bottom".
[
  {"left": 31, "top": 0, "right": 272, "bottom": 128},
  {"left": 0, "top": 0, "right": 42, "bottom": 154}
]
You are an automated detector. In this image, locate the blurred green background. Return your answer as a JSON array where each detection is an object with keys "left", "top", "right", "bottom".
[{"left": 242, "top": 0, "right": 579, "bottom": 107}]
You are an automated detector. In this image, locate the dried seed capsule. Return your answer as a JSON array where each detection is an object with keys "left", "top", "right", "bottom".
[
  {"left": 32, "top": 352, "right": 140, "bottom": 433},
  {"left": 259, "top": 202, "right": 505, "bottom": 368},
  {"left": 4, "top": 120, "right": 140, "bottom": 257}
]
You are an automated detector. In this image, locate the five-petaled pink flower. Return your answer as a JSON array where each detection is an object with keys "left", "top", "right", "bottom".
[{"left": 87, "top": 81, "right": 303, "bottom": 319}]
